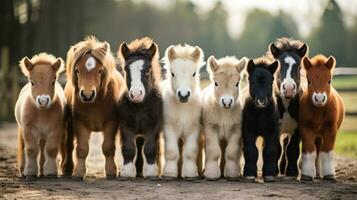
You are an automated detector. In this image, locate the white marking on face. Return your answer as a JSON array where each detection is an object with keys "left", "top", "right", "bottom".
[
  {"left": 281, "top": 56, "right": 297, "bottom": 98},
  {"left": 220, "top": 95, "right": 234, "bottom": 108},
  {"left": 312, "top": 92, "right": 327, "bottom": 106},
  {"left": 85, "top": 56, "right": 96, "bottom": 71},
  {"left": 35, "top": 94, "right": 51, "bottom": 109},
  {"left": 129, "top": 60, "right": 145, "bottom": 102}
]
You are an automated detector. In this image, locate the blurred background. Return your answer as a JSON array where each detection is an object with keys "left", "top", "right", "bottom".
[{"left": 0, "top": 0, "right": 356, "bottom": 157}]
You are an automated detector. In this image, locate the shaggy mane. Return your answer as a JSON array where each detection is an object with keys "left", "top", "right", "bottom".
[
  {"left": 162, "top": 44, "right": 205, "bottom": 67},
  {"left": 209, "top": 56, "right": 245, "bottom": 77},
  {"left": 19, "top": 52, "right": 64, "bottom": 77},
  {"left": 66, "top": 36, "right": 116, "bottom": 83},
  {"left": 310, "top": 54, "right": 329, "bottom": 67},
  {"left": 252, "top": 56, "right": 275, "bottom": 68},
  {"left": 266, "top": 37, "right": 306, "bottom": 59}
]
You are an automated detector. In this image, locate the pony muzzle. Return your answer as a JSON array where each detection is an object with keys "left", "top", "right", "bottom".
[
  {"left": 79, "top": 89, "right": 96, "bottom": 103},
  {"left": 129, "top": 87, "right": 145, "bottom": 103},
  {"left": 281, "top": 82, "right": 296, "bottom": 99},
  {"left": 35, "top": 95, "right": 52, "bottom": 109},
  {"left": 220, "top": 95, "right": 234, "bottom": 109},
  {"left": 177, "top": 89, "right": 191, "bottom": 103},
  {"left": 312, "top": 92, "right": 327, "bottom": 107},
  {"left": 255, "top": 97, "right": 267, "bottom": 108}
]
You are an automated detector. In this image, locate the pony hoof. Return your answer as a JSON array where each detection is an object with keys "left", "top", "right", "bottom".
[
  {"left": 72, "top": 176, "right": 84, "bottom": 181},
  {"left": 161, "top": 176, "right": 177, "bottom": 181},
  {"left": 146, "top": 176, "right": 159, "bottom": 181},
  {"left": 281, "top": 176, "right": 296, "bottom": 181},
  {"left": 323, "top": 175, "right": 336, "bottom": 181},
  {"left": 264, "top": 176, "right": 276, "bottom": 182},
  {"left": 204, "top": 177, "right": 219, "bottom": 181},
  {"left": 241, "top": 176, "right": 256, "bottom": 183},
  {"left": 117, "top": 176, "right": 135, "bottom": 181},
  {"left": 106, "top": 175, "right": 117, "bottom": 180},
  {"left": 300, "top": 175, "right": 313, "bottom": 181},
  {"left": 25, "top": 175, "right": 37, "bottom": 181},
  {"left": 184, "top": 176, "right": 200, "bottom": 181},
  {"left": 226, "top": 177, "right": 240, "bottom": 181},
  {"left": 44, "top": 174, "right": 57, "bottom": 179}
]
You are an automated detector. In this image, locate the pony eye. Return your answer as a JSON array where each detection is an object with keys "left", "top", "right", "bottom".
[
  {"left": 328, "top": 80, "right": 332, "bottom": 84},
  {"left": 171, "top": 72, "right": 175, "bottom": 77},
  {"left": 215, "top": 82, "right": 218, "bottom": 87},
  {"left": 30, "top": 81, "right": 34, "bottom": 86},
  {"left": 308, "top": 80, "right": 311, "bottom": 85},
  {"left": 235, "top": 82, "right": 239, "bottom": 87},
  {"left": 192, "top": 72, "right": 196, "bottom": 77}
]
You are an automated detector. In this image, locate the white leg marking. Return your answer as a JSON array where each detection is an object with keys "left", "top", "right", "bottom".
[
  {"left": 181, "top": 131, "right": 199, "bottom": 178},
  {"left": 163, "top": 127, "right": 179, "bottom": 177},
  {"left": 301, "top": 151, "right": 316, "bottom": 178},
  {"left": 143, "top": 163, "right": 158, "bottom": 177},
  {"left": 320, "top": 151, "right": 335, "bottom": 177},
  {"left": 120, "top": 162, "right": 136, "bottom": 177}
]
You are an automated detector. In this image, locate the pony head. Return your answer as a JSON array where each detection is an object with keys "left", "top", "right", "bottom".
[
  {"left": 269, "top": 37, "right": 308, "bottom": 99},
  {"left": 118, "top": 37, "right": 161, "bottom": 103},
  {"left": 163, "top": 44, "right": 204, "bottom": 103},
  {"left": 207, "top": 56, "right": 246, "bottom": 109},
  {"left": 247, "top": 58, "right": 278, "bottom": 108},
  {"left": 19, "top": 53, "right": 64, "bottom": 109},
  {"left": 303, "top": 55, "right": 335, "bottom": 107},
  {"left": 66, "top": 36, "right": 115, "bottom": 103}
]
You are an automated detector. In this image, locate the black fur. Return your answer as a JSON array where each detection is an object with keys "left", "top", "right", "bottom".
[
  {"left": 117, "top": 42, "right": 163, "bottom": 177},
  {"left": 242, "top": 58, "right": 280, "bottom": 178},
  {"left": 269, "top": 38, "right": 308, "bottom": 177}
]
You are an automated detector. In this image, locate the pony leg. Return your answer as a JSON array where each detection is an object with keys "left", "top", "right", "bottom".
[
  {"left": 61, "top": 114, "right": 74, "bottom": 177},
  {"left": 181, "top": 128, "right": 199, "bottom": 178},
  {"left": 17, "top": 128, "right": 25, "bottom": 177},
  {"left": 300, "top": 126, "right": 317, "bottom": 180},
  {"left": 23, "top": 126, "right": 40, "bottom": 178},
  {"left": 143, "top": 132, "right": 159, "bottom": 178},
  {"left": 285, "top": 128, "right": 300, "bottom": 177},
  {"left": 163, "top": 125, "right": 179, "bottom": 178},
  {"left": 197, "top": 132, "right": 205, "bottom": 177},
  {"left": 43, "top": 131, "right": 60, "bottom": 177},
  {"left": 204, "top": 127, "right": 221, "bottom": 180},
  {"left": 320, "top": 126, "right": 337, "bottom": 180},
  {"left": 224, "top": 133, "right": 241, "bottom": 179},
  {"left": 262, "top": 132, "right": 279, "bottom": 178},
  {"left": 242, "top": 133, "right": 258, "bottom": 178},
  {"left": 102, "top": 122, "right": 118, "bottom": 178},
  {"left": 72, "top": 124, "right": 90, "bottom": 179},
  {"left": 39, "top": 138, "right": 46, "bottom": 176},
  {"left": 120, "top": 127, "right": 136, "bottom": 178}
]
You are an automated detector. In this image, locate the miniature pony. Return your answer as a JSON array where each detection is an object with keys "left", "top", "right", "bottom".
[
  {"left": 15, "top": 53, "right": 66, "bottom": 180},
  {"left": 161, "top": 44, "right": 205, "bottom": 180},
  {"left": 202, "top": 56, "right": 246, "bottom": 180},
  {"left": 62, "top": 36, "right": 126, "bottom": 179},
  {"left": 117, "top": 37, "right": 163, "bottom": 179},
  {"left": 268, "top": 38, "right": 308, "bottom": 178},
  {"left": 300, "top": 55, "right": 345, "bottom": 181},
  {"left": 241, "top": 57, "right": 279, "bottom": 182}
]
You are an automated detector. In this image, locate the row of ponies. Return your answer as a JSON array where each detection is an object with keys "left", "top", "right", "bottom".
[{"left": 15, "top": 36, "right": 344, "bottom": 182}]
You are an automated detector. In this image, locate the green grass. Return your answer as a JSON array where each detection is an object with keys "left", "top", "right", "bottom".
[
  {"left": 333, "top": 76, "right": 357, "bottom": 89},
  {"left": 335, "top": 131, "right": 357, "bottom": 158}
]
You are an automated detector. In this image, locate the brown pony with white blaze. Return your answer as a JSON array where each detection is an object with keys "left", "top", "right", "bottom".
[
  {"left": 61, "top": 36, "right": 126, "bottom": 180},
  {"left": 15, "top": 53, "right": 66, "bottom": 180},
  {"left": 300, "top": 55, "right": 345, "bottom": 181}
]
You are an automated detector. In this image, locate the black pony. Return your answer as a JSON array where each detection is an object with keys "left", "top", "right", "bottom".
[
  {"left": 269, "top": 38, "right": 308, "bottom": 178},
  {"left": 242, "top": 57, "right": 279, "bottom": 182},
  {"left": 117, "top": 37, "right": 163, "bottom": 179}
]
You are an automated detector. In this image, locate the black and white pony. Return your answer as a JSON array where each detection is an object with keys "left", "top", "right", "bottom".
[
  {"left": 117, "top": 37, "right": 163, "bottom": 179},
  {"left": 268, "top": 37, "right": 308, "bottom": 179},
  {"left": 241, "top": 57, "right": 280, "bottom": 182}
]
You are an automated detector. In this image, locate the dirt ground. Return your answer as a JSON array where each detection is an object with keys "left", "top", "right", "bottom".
[{"left": 0, "top": 123, "right": 356, "bottom": 200}]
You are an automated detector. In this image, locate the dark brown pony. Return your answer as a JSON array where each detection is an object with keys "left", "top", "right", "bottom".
[
  {"left": 117, "top": 37, "right": 163, "bottom": 179},
  {"left": 300, "top": 55, "right": 345, "bottom": 181},
  {"left": 61, "top": 36, "right": 126, "bottom": 180}
]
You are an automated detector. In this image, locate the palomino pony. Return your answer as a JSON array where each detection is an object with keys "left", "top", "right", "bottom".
[
  {"left": 15, "top": 53, "right": 66, "bottom": 180},
  {"left": 117, "top": 37, "right": 163, "bottom": 179},
  {"left": 161, "top": 44, "right": 205, "bottom": 180},
  {"left": 268, "top": 37, "right": 308, "bottom": 178},
  {"left": 300, "top": 55, "right": 345, "bottom": 181},
  {"left": 202, "top": 56, "right": 246, "bottom": 180},
  {"left": 241, "top": 57, "right": 279, "bottom": 182},
  {"left": 62, "top": 36, "right": 126, "bottom": 179}
]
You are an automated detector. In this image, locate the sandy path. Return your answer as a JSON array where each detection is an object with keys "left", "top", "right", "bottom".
[{"left": 1, "top": 123, "right": 356, "bottom": 200}]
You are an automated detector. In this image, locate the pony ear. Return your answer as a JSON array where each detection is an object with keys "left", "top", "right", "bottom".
[
  {"left": 166, "top": 45, "right": 176, "bottom": 62},
  {"left": 298, "top": 43, "right": 308, "bottom": 58},
  {"left": 236, "top": 57, "right": 247, "bottom": 73},
  {"left": 325, "top": 56, "right": 336, "bottom": 70},
  {"left": 269, "top": 60, "right": 279, "bottom": 74},
  {"left": 269, "top": 43, "right": 281, "bottom": 58},
  {"left": 303, "top": 57, "right": 312, "bottom": 71},
  {"left": 19, "top": 57, "right": 33, "bottom": 76},
  {"left": 119, "top": 42, "right": 130, "bottom": 59},
  {"left": 208, "top": 56, "right": 219, "bottom": 72},
  {"left": 52, "top": 58, "right": 64, "bottom": 73},
  {"left": 192, "top": 46, "right": 203, "bottom": 63},
  {"left": 148, "top": 43, "right": 158, "bottom": 58},
  {"left": 101, "top": 42, "right": 109, "bottom": 53},
  {"left": 247, "top": 59, "right": 255, "bottom": 74}
]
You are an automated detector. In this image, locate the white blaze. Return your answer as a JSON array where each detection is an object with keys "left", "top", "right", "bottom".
[
  {"left": 85, "top": 57, "right": 96, "bottom": 71},
  {"left": 129, "top": 60, "right": 145, "bottom": 91}
]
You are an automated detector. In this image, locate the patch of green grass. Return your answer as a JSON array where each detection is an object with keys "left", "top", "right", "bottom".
[
  {"left": 335, "top": 131, "right": 357, "bottom": 158},
  {"left": 333, "top": 76, "right": 357, "bottom": 89}
]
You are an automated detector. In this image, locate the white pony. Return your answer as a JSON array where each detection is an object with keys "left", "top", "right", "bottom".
[
  {"left": 161, "top": 44, "right": 205, "bottom": 179},
  {"left": 202, "top": 56, "right": 246, "bottom": 180}
]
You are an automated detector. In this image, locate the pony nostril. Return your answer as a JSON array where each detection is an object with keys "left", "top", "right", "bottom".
[
  {"left": 139, "top": 90, "right": 143, "bottom": 95},
  {"left": 187, "top": 91, "right": 191, "bottom": 98},
  {"left": 322, "top": 95, "right": 326, "bottom": 102},
  {"left": 130, "top": 92, "right": 134, "bottom": 99},
  {"left": 293, "top": 84, "right": 296, "bottom": 90},
  {"left": 228, "top": 99, "right": 233, "bottom": 107},
  {"left": 221, "top": 99, "right": 226, "bottom": 107},
  {"left": 282, "top": 84, "right": 286, "bottom": 90}
]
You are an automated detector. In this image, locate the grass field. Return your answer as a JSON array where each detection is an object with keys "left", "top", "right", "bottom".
[
  {"left": 336, "top": 131, "right": 357, "bottom": 158},
  {"left": 333, "top": 75, "right": 357, "bottom": 89}
]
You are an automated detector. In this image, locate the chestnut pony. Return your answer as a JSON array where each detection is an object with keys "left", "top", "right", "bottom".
[
  {"left": 300, "top": 55, "right": 345, "bottom": 181},
  {"left": 15, "top": 53, "right": 66, "bottom": 180},
  {"left": 62, "top": 36, "right": 126, "bottom": 179}
]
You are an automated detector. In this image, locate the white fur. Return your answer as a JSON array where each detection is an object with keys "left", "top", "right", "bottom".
[
  {"left": 35, "top": 94, "right": 51, "bottom": 109},
  {"left": 320, "top": 151, "right": 335, "bottom": 177},
  {"left": 85, "top": 56, "right": 96, "bottom": 71},
  {"left": 312, "top": 92, "right": 327, "bottom": 106},
  {"left": 279, "top": 99, "right": 297, "bottom": 135},
  {"left": 301, "top": 151, "right": 316, "bottom": 177},
  {"left": 129, "top": 60, "right": 145, "bottom": 99},
  {"left": 280, "top": 56, "right": 297, "bottom": 98},
  {"left": 161, "top": 46, "right": 203, "bottom": 178},
  {"left": 120, "top": 162, "right": 136, "bottom": 177},
  {"left": 143, "top": 163, "right": 158, "bottom": 177}
]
